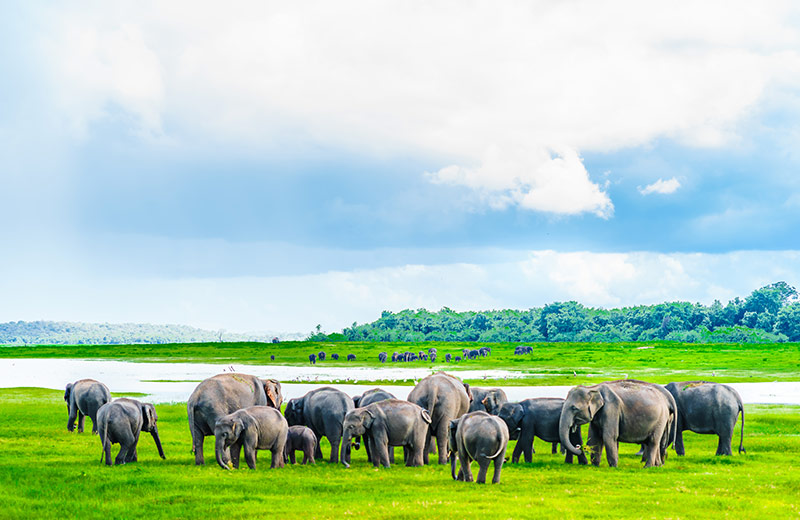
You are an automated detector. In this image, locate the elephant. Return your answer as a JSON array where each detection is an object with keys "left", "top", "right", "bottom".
[
  {"left": 65, "top": 379, "right": 111, "bottom": 434},
  {"left": 309, "top": 354, "right": 316, "bottom": 364},
  {"left": 378, "top": 352, "right": 387, "bottom": 363},
  {"left": 445, "top": 354, "right": 452, "bottom": 363},
  {"left": 559, "top": 379, "right": 676, "bottom": 468},
  {"left": 341, "top": 399, "right": 432, "bottom": 468},
  {"left": 449, "top": 411, "right": 509, "bottom": 484},
  {"left": 318, "top": 351, "right": 326, "bottom": 361},
  {"left": 498, "top": 398, "right": 587, "bottom": 464},
  {"left": 407, "top": 371, "right": 472, "bottom": 464},
  {"left": 187, "top": 373, "right": 283, "bottom": 465},
  {"left": 285, "top": 425, "right": 317, "bottom": 464},
  {"left": 331, "top": 353, "right": 339, "bottom": 360},
  {"left": 97, "top": 398, "right": 165, "bottom": 466},
  {"left": 284, "top": 386, "right": 354, "bottom": 463},
  {"left": 351, "top": 388, "right": 398, "bottom": 463},
  {"left": 347, "top": 354, "right": 356, "bottom": 361},
  {"left": 214, "top": 406, "right": 288, "bottom": 470},
  {"left": 665, "top": 381, "right": 745, "bottom": 456},
  {"left": 468, "top": 387, "right": 509, "bottom": 414},
  {"left": 454, "top": 356, "right": 462, "bottom": 362}
]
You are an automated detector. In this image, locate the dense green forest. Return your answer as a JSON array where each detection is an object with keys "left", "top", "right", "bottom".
[{"left": 314, "top": 282, "right": 800, "bottom": 343}]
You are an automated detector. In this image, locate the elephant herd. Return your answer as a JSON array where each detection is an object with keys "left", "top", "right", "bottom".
[{"left": 62, "top": 372, "right": 746, "bottom": 484}]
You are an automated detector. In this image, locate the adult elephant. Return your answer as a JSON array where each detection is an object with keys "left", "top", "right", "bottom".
[
  {"left": 498, "top": 398, "right": 587, "bottom": 464},
  {"left": 352, "top": 388, "right": 398, "bottom": 463},
  {"left": 187, "top": 373, "right": 282, "bottom": 465},
  {"left": 407, "top": 371, "right": 472, "bottom": 464},
  {"left": 341, "top": 399, "right": 431, "bottom": 468},
  {"left": 665, "top": 381, "right": 745, "bottom": 456},
  {"left": 97, "top": 398, "right": 166, "bottom": 465},
  {"left": 65, "top": 379, "right": 111, "bottom": 434},
  {"left": 284, "top": 386, "right": 353, "bottom": 463},
  {"left": 559, "top": 379, "right": 675, "bottom": 467},
  {"left": 468, "top": 387, "right": 508, "bottom": 415}
]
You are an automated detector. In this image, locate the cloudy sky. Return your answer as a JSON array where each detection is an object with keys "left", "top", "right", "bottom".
[{"left": 2, "top": 1, "right": 800, "bottom": 334}]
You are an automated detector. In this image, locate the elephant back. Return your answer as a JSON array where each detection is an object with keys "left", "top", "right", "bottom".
[{"left": 188, "top": 373, "right": 268, "bottom": 434}]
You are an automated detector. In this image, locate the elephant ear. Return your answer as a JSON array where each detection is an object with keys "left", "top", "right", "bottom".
[
  {"left": 264, "top": 380, "right": 283, "bottom": 409},
  {"left": 463, "top": 382, "right": 473, "bottom": 402},
  {"left": 363, "top": 408, "right": 375, "bottom": 428},
  {"left": 420, "top": 409, "right": 432, "bottom": 424},
  {"left": 141, "top": 404, "right": 154, "bottom": 431},
  {"left": 64, "top": 383, "right": 73, "bottom": 402},
  {"left": 352, "top": 395, "right": 362, "bottom": 408},
  {"left": 511, "top": 404, "right": 524, "bottom": 426},
  {"left": 588, "top": 390, "right": 604, "bottom": 419}
]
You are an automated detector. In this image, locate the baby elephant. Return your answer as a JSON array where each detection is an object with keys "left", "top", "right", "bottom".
[
  {"left": 97, "top": 398, "right": 166, "bottom": 466},
  {"left": 341, "top": 399, "right": 432, "bottom": 468},
  {"left": 214, "top": 406, "right": 288, "bottom": 470},
  {"left": 449, "top": 411, "right": 509, "bottom": 484},
  {"left": 285, "top": 425, "right": 317, "bottom": 464}
]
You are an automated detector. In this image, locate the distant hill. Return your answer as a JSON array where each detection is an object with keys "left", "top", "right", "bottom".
[{"left": 0, "top": 321, "right": 306, "bottom": 345}]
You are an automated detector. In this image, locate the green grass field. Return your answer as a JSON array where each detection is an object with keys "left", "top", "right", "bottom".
[
  {"left": 2, "top": 340, "right": 799, "bottom": 385},
  {"left": 0, "top": 388, "right": 798, "bottom": 519}
]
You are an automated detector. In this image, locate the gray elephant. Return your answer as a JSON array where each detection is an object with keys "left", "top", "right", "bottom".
[
  {"left": 468, "top": 387, "right": 508, "bottom": 414},
  {"left": 285, "top": 425, "right": 317, "bottom": 464},
  {"left": 352, "top": 388, "right": 398, "bottom": 463},
  {"left": 284, "top": 386, "right": 354, "bottom": 463},
  {"left": 214, "top": 406, "right": 288, "bottom": 470},
  {"left": 498, "top": 398, "right": 587, "bottom": 464},
  {"left": 187, "top": 373, "right": 283, "bottom": 465},
  {"left": 65, "top": 379, "right": 111, "bottom": 434},
  {"left": 559, "top": 379, "right": 676, "bottom": 467},
  {"left": 97, "top": 398, "right": 166, "bottom": 465},
  {"left": 665, "top": 381, "right": 745, "bottom": 456},
  {"left": 341, "top": 399, "right": 432, "bottom": 468},
  {"left": 449, "top": 411, "right": 509, "bottom": 484},
  {"left": 407, "top": 371, "right": 472, "bottom": 464}
]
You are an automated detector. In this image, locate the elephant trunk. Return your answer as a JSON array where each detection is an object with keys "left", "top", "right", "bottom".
[
  {"left": 559, "top": 408, "right": 583, "bottom": 456},
  {"left": 215, "top": 436, "right": 231, "bottom": 470},
  {"left": 151, "top": 426, "right": 166, "bottom": 459},
  {"left": 341, "top": 432, "right": 351, "bottom": 468}
]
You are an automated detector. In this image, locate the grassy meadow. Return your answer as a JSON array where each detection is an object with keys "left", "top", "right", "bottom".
[
  {"left": 0, "top": 388, "right": 798, "bottom": 519},
  {"left": 1, "top": 340, "right": 799, "bottom": 385}
]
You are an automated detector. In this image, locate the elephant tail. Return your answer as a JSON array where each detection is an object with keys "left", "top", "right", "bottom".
[
  {"left": 738, "top": 398, "right": 746, "bottom": 454},
  {"left": 484, "top": 441, "right": 505, "bottom": 461},
  {"left": 100, "top": 418, "right": 110, "bottom": 464}
]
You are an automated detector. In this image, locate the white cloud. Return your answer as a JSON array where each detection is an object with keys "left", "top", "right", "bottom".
[
  {"left": 3, "top": 248, "right": 799, "bottom": 333},
  {"left": 24, "top": 1, "right": 800, "bottom": 215},
  {"left": 639, "top": 177, "right": 682, "bottom": 195}
]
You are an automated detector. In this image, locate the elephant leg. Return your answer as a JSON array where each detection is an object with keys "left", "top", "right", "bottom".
[
  {"left": 192, "top": 428, "right": 206, "bottom": 465},
  {"left": 436, "top": 423, "right": 449, "bottom": 465},
  {"left": 289, "top": 448, "right": 297, "bottom": 464},
  {"left": 551, "top": 442, "right": 558, "bottom": 454},
  {"left": 78, "top": 412, "right": 85, "bottom": 434},
  {"left": 511, "top": 439, "right": 523, "bottom": 463},
  {"left": 271, "top": 447, "right": 284, "bottom": 469},
  {"left": 422, "top": 428, "right": 432, "bottom": 465},
  {"left": 716, "top": 430, "right": 734, "bottom": 456},
  {"left": 67, "top": 402, "right": 78, "bottom": 432},
  {"left": 570, "top": 427, "right": 588, "bottom": 465},
  {"left": 492, "top": 446, "right": 506, "bottom": 484},
  {"left": 329, "top": 435, "right": 341, "bottom": 464},
  {"left": 115, "top": 444, "right": 128, "bottom": 465},
  {"left": 389, "top": 446, "right": 395, "bottom": 464},
  {"left": 588, "top": 427, "right": 603, "bottom": 466},
  {"left": 476, "top": 459, "right": 490, "bottom": 484},
  {"left": 603, "top": 434, "right": 619, "bottom": 468},
  {"left": 372, "top": 435, "right": 391, "bottom": 468},
  {"left": 231, "top": 440, "right": 243, "bottom": 469},
  {"left": 674, "top": 428, "right": 685, "bottom": 456},
  {"left": 459, "top": 450, "right": 473, "bottom": 482},
  {"left": 519, "top": 432, "right": 534, "bottom": 463}
]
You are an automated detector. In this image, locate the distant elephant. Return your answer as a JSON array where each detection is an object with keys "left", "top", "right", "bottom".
[
  {"left": 378, "top": 352, "right": 387, "bottom": 363},
  {"left": 97, "top": 398, "right": 165, "bottom": 465},
  {"left": 665, "top": 381, "right": 744, "bottom": 456},
  {"left": 449, "top": 411, "right": 509, "bottom": 484},
  {"left": 284, "top": 386, "right": 354, "bottom": 463},
  {"left": 187, "top": 373, "right": 282, "bottom": 465},
  {"left": 309, "top": 354, "right": 316, "bottom": 364},
  {"left": 331, "top": 353, "right": 339, "bottom": 360},
  {"left": 341, "top": 399, "right": 432, "bottom": 468},
  {"left": 285, "top": 425, "right": 317, "bottom": 464},
  {"left": 498, "top": 398, "right": 587, "bottom": 464},
  {"left": 468, "top": 387, "right": 508, "bottom": 414},
  {"left": 559, "top": 380, "right": 675, "bottom": 467},
  {"left": 318, "top": 351, "right": 326, "bottom": 361},
  {"left": 454, "top": 356, "right": 462, "bottom": 362},
  {"left": 347, "top": 354, "right": 356, "bottom": 361},
  {"left": 65, "top": 379, "right": 111, "bottom": 434},
  {"left": 351, "top": 388, "right": 398, "bottom": 463},
  {"left": 407, "top": 372, "right": 472, "bottom": 464},
  {"left": 214, "top": 406, "right": 288, "bottom": 470},
  {"left": 445, "top": 354, "right": 452, "bottom": 363}
]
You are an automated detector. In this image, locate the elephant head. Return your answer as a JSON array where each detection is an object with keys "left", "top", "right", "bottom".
[
  {"left": 284, "top": 398, "right": 304, "bottom": 427},
  {"left": 448, "top": 418, "right": 461, "bottom": 480},
  {"left": 497, "top": 402, "right": 524, "bottom": 440},
  {"left": 341, "top": 408, "right": 374, "bottom": 468},
  {"left": 263, "top": 379, "right": 283, "bottom": 409},
  {"left": 214, "top": 413, "right": 245, "bottom": 470},
  {"left": 482, "top": 394, "right": 501, "bottom": 415},
  {"left": 140, "top": 403, "right": 166, "bottom": 460},
  {"left": 64, "top": 383, "right": 73, "bottom": 411},
  {"left": 559, "top": 386, "right": 604, "bottom": 456}
]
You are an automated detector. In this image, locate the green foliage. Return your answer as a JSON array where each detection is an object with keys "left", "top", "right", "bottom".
[{"left": 1, "top": 388, "right": 798, "bottom": 519}]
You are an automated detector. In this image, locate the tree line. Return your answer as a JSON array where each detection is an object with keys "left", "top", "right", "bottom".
[{"left": 311, "top": 282, "right": 800, "bottom": 343}]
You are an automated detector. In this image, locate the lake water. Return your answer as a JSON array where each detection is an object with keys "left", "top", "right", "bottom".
[{"left": 1, "top": 358, "right": 798, "bottom": 405}]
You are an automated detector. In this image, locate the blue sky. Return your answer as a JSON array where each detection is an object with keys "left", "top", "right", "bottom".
[{"left": 2, "top": 2, "right": 800, "bottom": 334}]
